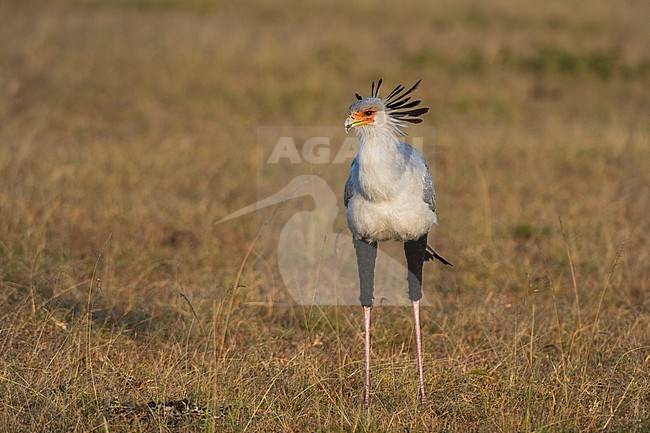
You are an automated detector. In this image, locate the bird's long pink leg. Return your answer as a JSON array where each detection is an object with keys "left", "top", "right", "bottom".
[
  {"left": 413, "top": 300, "right": 426, "bottom": 402},
  {"left": 363, "top": 306, "right": 371, "bottom": 407}
]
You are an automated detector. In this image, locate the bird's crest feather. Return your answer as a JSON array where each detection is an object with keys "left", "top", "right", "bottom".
[{"left": 353, "top": 78, "right": 429, "bottom": 128}]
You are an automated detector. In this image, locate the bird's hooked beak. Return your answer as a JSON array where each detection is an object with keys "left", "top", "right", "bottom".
[
  {"left": 344, "top": 117, "right": 356, "bottom": 134},
  {"left": 345, "top": 115, "right": 367, "bottom": 134}
]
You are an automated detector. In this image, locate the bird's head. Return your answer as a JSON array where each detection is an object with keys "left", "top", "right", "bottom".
[
  {"left": 345, "top": 78, "right": 429, "bottom": 136},
  {"left": 345, "top": 98, "right": 386, "bottom": 133}
]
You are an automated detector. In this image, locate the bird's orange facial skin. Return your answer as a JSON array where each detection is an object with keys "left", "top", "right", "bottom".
[
  {"left": 350, "top": 109, "right": 376, "bottom": 125},
  {"left": 345, "top": 107, "right": 378, "bottom": 132}
]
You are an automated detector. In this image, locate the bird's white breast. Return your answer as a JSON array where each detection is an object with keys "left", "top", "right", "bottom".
[{"left": 347, "top": 171, "right": 437, "bottom": 242}]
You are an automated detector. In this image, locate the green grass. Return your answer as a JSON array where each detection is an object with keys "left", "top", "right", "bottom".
[{"left": 1, "top": 0, "right": 649, "bottom": 431}]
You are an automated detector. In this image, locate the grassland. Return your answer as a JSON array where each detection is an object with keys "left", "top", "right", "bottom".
[{"left": 1, "top": 0, "right": 649, "bottom": 431}]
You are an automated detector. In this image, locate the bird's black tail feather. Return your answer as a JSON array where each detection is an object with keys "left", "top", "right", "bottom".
[{"left": 424, "top": 245, "right": 453, "bottom": 266}]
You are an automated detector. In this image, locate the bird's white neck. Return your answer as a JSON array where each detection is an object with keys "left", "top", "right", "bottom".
[{"left": 355, "top": 124, "right": 406, "bottom": 201}]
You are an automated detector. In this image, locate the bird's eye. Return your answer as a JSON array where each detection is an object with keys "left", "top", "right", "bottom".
[{"left": 364, "top": 110, "right": 373, "bottom": 116}]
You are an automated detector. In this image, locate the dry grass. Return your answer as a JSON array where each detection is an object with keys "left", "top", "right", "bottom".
[{"left": 1, "top": 0, "right": 649, "bottom": 431}]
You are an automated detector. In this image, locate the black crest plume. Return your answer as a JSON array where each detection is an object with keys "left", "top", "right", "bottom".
[
  {"left": 355, "top": 78, "right": 429, "bottom": 125},
  {"left": 371, "top": 78, "right": 383, "bottom": 98},
  {"left": 384, "top": 79, "right": 429, "bottom": 124}
]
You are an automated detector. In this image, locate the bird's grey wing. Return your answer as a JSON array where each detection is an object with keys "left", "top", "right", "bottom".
[
  {"left": 344, "top": 156, "right": 359, "bottom": 209},
  {"left": 399, "top": 141, "right": 436, "bottom": 213},
  {"left": 422, "top": 160, "right": 436, "bottom": 214}
]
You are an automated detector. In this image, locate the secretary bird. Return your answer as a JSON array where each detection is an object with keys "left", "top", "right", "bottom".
[{"left": 344, "top": 78, "right": 452, "bottom": 406}]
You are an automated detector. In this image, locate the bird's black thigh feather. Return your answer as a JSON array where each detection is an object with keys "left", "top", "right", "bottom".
[
  {"left": 404, "top": 233, "right": 428, "bottom": 302},
  {"left": 354, "top": 238, "right": 377, "bottom": 307}
]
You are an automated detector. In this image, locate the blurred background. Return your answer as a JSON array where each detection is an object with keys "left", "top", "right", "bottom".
[{"left": 1, "top": 0, "right": 649, "bottom": 431}]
